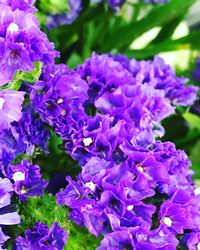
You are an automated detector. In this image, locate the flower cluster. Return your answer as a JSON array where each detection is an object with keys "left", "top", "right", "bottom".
[
  {"left": 0, "top": 105, "right": 50, "bottom": 166},
  {"left": 0, "top": 2, "right": 58, "bottom": 86},
  {"left": 30, "top": 51, "right": 199, "bottom": 248},
  {"left": 31, "top": 53, "right": 197, "bottom": 163},
  {"left": 14, "top": 221, "right": 68, "bottom": 250},
  {"left": 0, "top": 2, "right": 67, "bottom": 248},
  {"left": 0, "top": 177, "right": 20, "bottom": 248}
]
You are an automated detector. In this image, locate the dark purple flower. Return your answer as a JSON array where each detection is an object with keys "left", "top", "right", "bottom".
[
  {"left": 0, "top": 106, "right": 50, "bottom": 166},
  {"left": 193, "top": 56, "right": 200, "bottom": 82},
  {"left": 13, "top": 106, "right": 50, "bottom": 154},
  {"left": 69, "top": 209, "right": 84, "bottom": 226},
  {"left": 6, "top": 160, "right": 48, "bottom": 200},
  {"left": 14, "top": 221, "right": 68, "bottom": 250}
]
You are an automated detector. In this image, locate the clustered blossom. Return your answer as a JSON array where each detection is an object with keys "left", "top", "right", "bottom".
[
  {"left": 14, "top": 221, "right": 68, "bottom": 250},
  {"left": 0, "top": 177, "right": 20, "bottom": 248},
  {"left": 0, "top": 106, "right": 50, "bottom": 166},
  {"left": 0, "top": 3, "right": 58, "bottom": 86},
  {"left": 5, "top": 160, "right": 48, "bottom": 200},
  {"left": 29, "top": 52, "right": 200, "bottom": 248},
  {"left": 56, "top": 141, "right": 200, "bottom": 249},
  {"left": 113, "top": 54, "right": 198, "bottom": 106},
  {"left": 31, "top": 53, "right": 197, "bottom": 163}
]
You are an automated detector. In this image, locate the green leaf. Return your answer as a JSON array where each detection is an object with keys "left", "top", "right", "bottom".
[
  {"left": 0, "top": 62, "right": 42, "bottom": 91},
  {"left": 189, "top": 140, "right": 200, "bottom": 179},
  {"left": 125, "top": 30, "right": 200, "bottom": 59},
  {"left": 103, "top": 0, "right": 195, "bottom": 51},
  {"left": 20, "top": 62, "right": 43, "bottom": 83},
  {"left": 183, "top": 112, "right": 200, "bottom": 131},
  {"left": 39, "top": 0, "right": 69, "bottom": 14}
]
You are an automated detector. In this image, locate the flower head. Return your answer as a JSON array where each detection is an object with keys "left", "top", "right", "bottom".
[
  {"left": 14, "top": 221, "right": 68, "bottom": 250},
  {"left": 0, "top": 4, "right": 58, "bottom": 85},
  {"left": 6, "top": 160, "right": 48, "bottom": 200}
]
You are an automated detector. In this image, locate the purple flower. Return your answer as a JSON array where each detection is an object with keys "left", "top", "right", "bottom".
[
  {"left": 31, "top": 52, "right": 199, "bottom": 249},
  {"left": 5, "top": 160, "right": 48, "bottom": 200},
  {"left": 0, "top": 106, "right": 50, "bottom": 166},
  {"left": 13, "top": 106, "right": 50, "bottom": 154},
  {"left": 47, "top": 0, "right": 82, "bottom": 29},
  {"left": 32, "top": 53, "right": 196, "bottom": 165},
  {"left": 159, "top": 190, "right": 195, "bottom": 234},
  {"left": 0, "top": 177, "right": 20, "bottom": 247},
  {"left": 91, "top": 0, "right": 125, "bottom": 11},
  {"left": 193, "top": 56, "right": 200, "bottom": 82},
  {"left": 144, "top": 0, "right": 168, "bottom": 3},
  {"left": 14, "top": 221, "right": 68, "bottom": 250},
  {"left": 114, "top": 55, "right": 198, "bottom": 106},
  {"left": 0, "top": 4, "right": 58, "bottom": 86},
  {"left": 56, "top": 140, "right": 200, "bottom": 247},
  {"left": 0, "top": 0, "right": 36, "bottom": 12},
  {"left": 69, "top": 209, "right": 84, "bottom": 226},
  {"left": 0, "top": 90, "right": 25, "bottom": 130},
  {"left": 183, "top": 231, "right": 200, "bottom": 250}
]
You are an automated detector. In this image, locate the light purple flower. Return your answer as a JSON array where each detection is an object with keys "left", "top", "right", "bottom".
[
  {"left": 0, "top": 4, "right": 58, "bottom": 86},
  {"left": 0, "top": 90, "right": 24, "bottom": 130}
]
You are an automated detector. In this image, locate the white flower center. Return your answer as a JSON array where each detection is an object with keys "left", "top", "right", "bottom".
[
  {"left": 12, "top": 172, "right": 25, "bottom": 182},
  {"left": 61, "top": 110, "right": 66, "bottom": 116},
  {"left": 162, "top": 217, "right": 172, "bottom": 227},
  {"left": 57, "top": 98, "right": 63, "bottom": 104},
  {"left": 138, "top": 165, "right": 144, "bottom": 172},
  {"left": 127, "top": 205, "right": 134, "bottom": 211},
  {"left": 83, "top": 137, "right": 93, "bottom": 147},
  {"left": 0, "top": 98, "right": 5, "bottom": 110},
  {"left": 197, "top": 243, "right": 200, "bottom": 250},
  {"left": 20, "top": 187, "right": 27, "bottom": 194},
  {"left": 7, "top": 23, "right": 19, "bottom": 33},
  {"left": 194, "top": 188, "right": 200, "bottom": 196},
  {"left": 85, "top": 181, "right": 96, "bottom": 191}
]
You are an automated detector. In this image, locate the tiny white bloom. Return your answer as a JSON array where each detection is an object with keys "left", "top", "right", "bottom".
[
  {"left": 7, "top": 23, "right": 19, "bottom": 33},
  {"left": 83, "top": 137, "right": 93, "bottom": 147},
  {"left": 85, "top": 181, "right": 96, "bottom": 192},
  {"left": 12, "top": 172, "right": 25, "bottom": 182},
  {"left": 162, "top": 217, "right": 172, "bottom": 227},
  {"left": 127, "top": 205, "right": 134, "bottom": 211}
]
